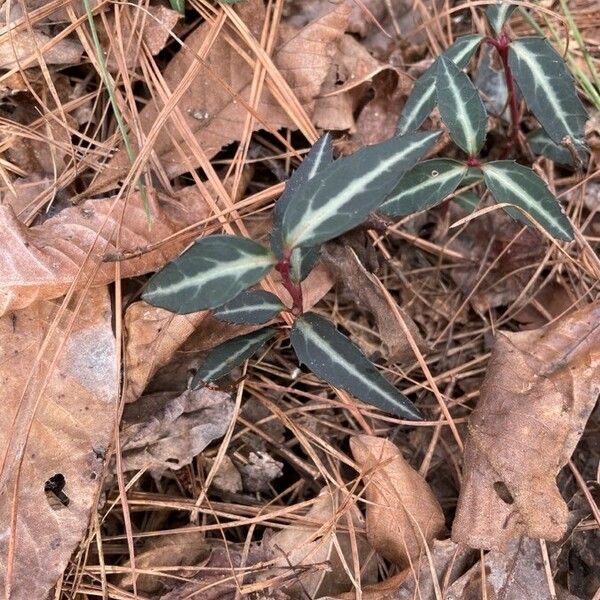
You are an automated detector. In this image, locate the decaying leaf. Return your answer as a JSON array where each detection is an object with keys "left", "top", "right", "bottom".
[
  {"left": 120, "top": 387, "right": 234, "bottom": 472},
  {"left": 350, "top": 435, "right": 445, "bottom": 567},
  {"left": 266, "top": 487, "right": 377, "bottom": 598},
  {"left": 446, "top": 537, "right": 575, "bottom": 600},
  {"left": 0, "top": 186, "right": 210, "bottom": 316},
  {"left": 0, "top": 287, "right": 117, "bottom": 599},
  {"left": 452, "top": 302, "right": 600, "bottom": 550},
  {"left": 322, "top": 242, "right": 428, "bottom": 362},
  {"left": 241, "top": 451, "right": 283, "bottom": 493},
  {"left": 0, "top": 29, "right": 82, "bottom": 69},
  {"left": 92, "top": 0, "right": 350, "bottom": 191},
  {"left": 117, "top": 529, "right": 210, "bottom": 594}
]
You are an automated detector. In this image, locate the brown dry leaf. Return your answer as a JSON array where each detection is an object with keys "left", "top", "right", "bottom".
[
  {"left": 0, "top": 29, "right": 82, "bottom": 69},
  {"left": 0, "top": 185, "right": 210, "bottom": 315},
  {"left": 241, "top": 451, "right": 283, "bottom": 493},
  {"left": 267, "top": 487, "right": 377, "bottom": 598},
  {"left": 92, "top": 0, "right": 350, "bottom": 191},
  {"left": 117, "top": 529, "right": 210, "bottom": 594},
  {"left": 206, "top": 454, "right": 242, "bottom": 494},
  {"left": 120, "top": 388, "right": 234, "bottom": 473},
  {"left": 98, "top": 5, "right": 181, "bottom": 71},
  {"left": 452, "top": 302, "right": 600, "bottom": 550},
  {"left": 322, "top": 243, "right": 427, "bottom": 362},
  {"left": 446, "top": 538, "right": 578, "bottom": 600},
  {"left": 0, "top": 286, "right": 117, "bottom": 599},
  {"left": 350, "top": 435, "right": 445, "bottom": 567}
]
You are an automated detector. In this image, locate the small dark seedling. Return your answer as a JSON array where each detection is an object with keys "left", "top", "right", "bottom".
[{"left": 143, "top": 2, "right": 587, "bottom": 421}]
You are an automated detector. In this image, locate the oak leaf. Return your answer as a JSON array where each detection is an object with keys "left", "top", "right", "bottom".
[
  {"left": 350, "top": 435, "right": 445, "bottom": 567},
  {"left": 452, "top": 302, "right": 600, "bottom": 549},
  {"left": 0, "top": 287, "right": 117, "bottom": 599},
  {"left": 0, "top": 186, "right": 209, "bottom": 316}
]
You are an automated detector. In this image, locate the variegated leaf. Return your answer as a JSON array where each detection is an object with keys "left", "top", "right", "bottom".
[
  {"left": 290, "top": 246, "right": 320, "bottom": 283},
  {"left": 143, "top": 235, "right": 276, "bottom": 314},
  {"left": 454, "top": 190, "right": 480, "bottom": 212},
  {"left": 290, "top": 312, "right": 422, "bottom": 420},
  {"left": 527, "top": 128, "right": 577, "bottom": 167},
  {"left": 213, "top": 290, "right": 284, "bottom": 325},
  {"left": 397, "top": 34, "right": 483, "bottom": 135},
  {"left": 485, "top": 3, "right": 516, "bottom": 35},
  {"left": 271, "top": 133, "right": 333, "bottom": 258},
  {"left": 509, "top": 37, "right": 588, "bottom": 149},
  {"left": 281, "top": 131, "right": 440, "bottom": 250},
  {"left": 380, "top": 159, "right": 467, "bottom": 216},
  {"left": 482, "top": 161, "right": 573, "bottom": 241},
  {"left": 436, "top": 56, "right": 487, "bottom": 156},
  {"left": 191, "top": 327, "right": 277, "bottom": 388}
]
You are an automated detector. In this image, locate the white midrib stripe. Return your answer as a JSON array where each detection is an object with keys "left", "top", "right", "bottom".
[
  {"left": 383, "top": 166, "right": 465, "bottom": 204},
  {"left": 443, "top": 62, "right": 477, "bottom": 154},
  {"left": 299, "top": 319, "right": 400, "bottom": 406},
  {"left": 306, "top": 137, "right": 329, "bottom": 180},
  {"left": 485, "top": 166, "right": 567, "bottom": 233},
  {"left": 287, "top": 138, "right": 428, "bottom": 247},
  {"left": 148, "top": 254, "right": 274, "bottom": 298},
  {"left": 218, "top": 301, "right": 280, "bottom": 316},
  {"left": 511, "top": 42, "right": 572, "bottom": 136}
]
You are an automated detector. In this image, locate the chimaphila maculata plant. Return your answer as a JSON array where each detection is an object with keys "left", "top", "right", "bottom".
[{"left": 142, "top": 2, "right": 588, "bottom": 422}]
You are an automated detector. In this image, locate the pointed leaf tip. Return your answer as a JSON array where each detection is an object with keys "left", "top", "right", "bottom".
[
  {"left": 290, "top": 312, "right": 423, "bottom": 420},
  {"left": 191, "top": 327, "right": 277, "bottom": 388},
  {"left": 143, "top": 235, "right": 276, "bottom": 314},
  {"left": 482, "top": 161, "right": 574, "bottom": 241}
]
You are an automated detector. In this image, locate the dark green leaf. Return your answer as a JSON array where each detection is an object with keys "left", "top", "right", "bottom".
[
  {"left": 191, "top": 327, "right": 277, "bottom": 388},
  {"left": 380, "top": 159, "right": 467, "bottom": 216},
  {"left": 213, "top": 290, "right": 284, "bottom": 325},
  {"left": 397, "top": 35, "right": 483, "bottom": 135},
  {"left": 169, "top": 0, "right": 185, "bottom": 13},
  {"left": 527, "top": 128, "right": 577, "bottom": 167},
  {"left": 281, "top": 131, "right": 440, "bottom": 250},
  {"left": 271, "top": 133, "right": 333, "bottom": 258},
  {"left": 143, "top": 235, "right": 276, "bottom": 314},
  {"left": 482, "top": 161, "right": 573, "bottom": 241},
  {"left": 463, "top": 166, "right": 484, "bottom": 186},
  {"left": 454, "top": 190, "right": 480, "bottom": 212},
  {"left": 509, "top": 37, "right": 588, "bottom": 148},
  {"left": 290, "top": 246, "right": 320, "bottom": 283},
  {"left": 485, "top": 3, "right": 516, "bottom": 35},
  {"left": 436, "top": 56, "right": 487, "bottom": 156},
  {"left": 290, "top": 312, "right": 422, "bottom": 420}
]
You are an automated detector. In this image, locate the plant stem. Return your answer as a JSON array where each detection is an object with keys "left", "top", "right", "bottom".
[
  {"left": 487, "top": 34, "right": 521, "bottom": 152},
  {"left": 275, "top": 255, "right": 303, "bottom": 316}
]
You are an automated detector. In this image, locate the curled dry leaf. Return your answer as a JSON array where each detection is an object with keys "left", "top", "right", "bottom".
[
  {"left": 266, "top": 487, "right": 377, "bottom": 598},
  {"left": 117, "top": 529, "right": 210, "bottom": 594},
  {"left": 0, "top": 185, "right": 210, "bottom": 316},
  {"left": 350, "top": 435, "right": 445, "bottom": 567},
  {"left": 120, "top": 387, "right": 234, "bottom": 472},
  {"left": 452, "top": 302, "right": 600, "bottom": 550},
  {"left": 322, "top": 242, "right": 427, "bottom": 362},
  {"left": 92, "top": 0, "right": 350, "bottom": 191},
  {"left": 0, "top": 287, "right": 117, "bottom": 599}
]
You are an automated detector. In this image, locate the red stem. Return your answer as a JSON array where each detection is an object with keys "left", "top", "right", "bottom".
[
  {"left": 275, "top": 255, "right": 303, "bottom": 316},
  {"left": 487, "top": 34, "right": 520, "bottom": 152}
]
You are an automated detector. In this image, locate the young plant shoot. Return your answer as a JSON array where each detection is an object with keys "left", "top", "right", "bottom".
[{"left": 143, "top": 1, "right": 587, "bottom": 423}]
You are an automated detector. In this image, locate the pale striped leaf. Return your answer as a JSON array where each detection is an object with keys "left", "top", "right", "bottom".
[
  {"left": 482, "top": 161, "right": 573, "bottom": 241},
  {"left": 191, "top": 327, "right": 277, "bottom": 388},
  {"left": 485, "top": 3, "right": 516, "bottom": 35},
  {"left": 454, "top": 190, "right": 480, "bottom": 212},
  {"left": 271, "top": 133, "right": 333, "bottom": 258},
  {"left": 380, "top": 159, "right": 467, "bottom": 216},
  {"left": 213, "top": 290, "right": 284, "bottom": 325},
  {"left": 281, "top": 131, "right": 440, "bottom": 250},
  {"left": 527, "top": 128, "right": 577, "bottom": 167},
  {"left": 143, "top": 235, "right": 276, "bottom": 314},
  {"left": 436, "top": 56, "right": 487, "bottom": 156},
  {"left": 397, "top": 34, "right": 483, "bottom": 135},
  {"left": 290, "top": 312, "right": 422, "bottom": 420},
  {"left": 290, "top": 246, "right": 320, "bottom": 283},
  {"left": 509, "top": 37, "right": 588, "bottom": 149}
]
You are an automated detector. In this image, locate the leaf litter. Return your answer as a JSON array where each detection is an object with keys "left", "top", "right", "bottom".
[{"left": 0, "top": 0, "right": 598, "bottom": 599}]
